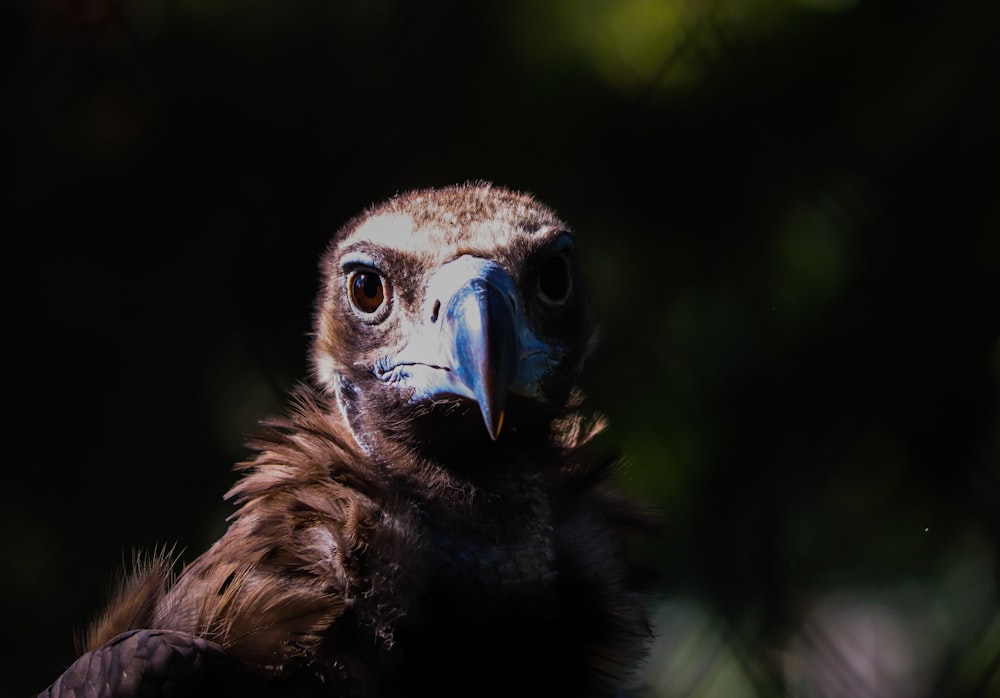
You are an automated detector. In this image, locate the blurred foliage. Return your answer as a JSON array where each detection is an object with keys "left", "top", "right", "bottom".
[{"left": 3, "top": 0, "right": 998, "bottom": 695}]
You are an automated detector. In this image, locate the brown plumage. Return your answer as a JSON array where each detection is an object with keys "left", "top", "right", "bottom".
[{"left": 40, "top": 182, "right": 656, "bottom": 698}]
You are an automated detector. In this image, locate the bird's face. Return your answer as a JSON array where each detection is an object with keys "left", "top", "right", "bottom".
[{"left": 311, "top": 184, "right": 594, "bottom": 460}]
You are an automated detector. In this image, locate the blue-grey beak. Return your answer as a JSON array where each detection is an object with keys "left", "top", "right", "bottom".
[
  {"left": 446, "top": 275, "right": 518, "bottom": 440},
  {"left": 374, "top": 255, "right": 563, "bottom": 441}
]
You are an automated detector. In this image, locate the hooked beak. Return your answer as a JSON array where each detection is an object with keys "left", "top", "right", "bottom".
[
  {"left": 446, "top": 274, "right": 518, "bottom": 440},
  {"left": 374, "top": 255, "right": 563, "bottom": 440}
]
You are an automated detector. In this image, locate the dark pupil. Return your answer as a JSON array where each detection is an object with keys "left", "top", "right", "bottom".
[
  {"left": 352, "top": 272, "right": 383, "bottom": 312},
  {"left": 538, "top": 256, "right": 570, "bottom": 302},
  {"left": 358, "top": 274, "right": 380, "bottom": 298}
]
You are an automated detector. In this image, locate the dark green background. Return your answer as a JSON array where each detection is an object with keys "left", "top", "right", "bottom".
[{"left": 4, "top": 1, "right": 998, "bottom": 695}]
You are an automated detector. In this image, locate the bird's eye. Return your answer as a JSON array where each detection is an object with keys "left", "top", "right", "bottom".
[
  {"left": 536, "top": 253, "right": 572, "bottom": 307},
  {"left": 349, "top": 269, "right": 387, "bottom": 315}
]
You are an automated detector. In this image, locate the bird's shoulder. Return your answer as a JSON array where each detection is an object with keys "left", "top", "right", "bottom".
[
  {"left": 81, "top": 388, "right": 654, "bottom": 694},
  {"left": 85, "top": 386, "right": 412, "bottom": 673}
]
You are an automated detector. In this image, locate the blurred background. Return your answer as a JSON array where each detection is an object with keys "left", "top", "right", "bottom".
[{"left": 3, "top": 0, "right": 998, "bottom": 695}]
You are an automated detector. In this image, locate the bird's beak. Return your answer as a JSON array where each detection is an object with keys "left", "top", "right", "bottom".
[
  {"left": 379, "top": 256, "right": 530, "bottom": 440},
  {"left": 445, "top": 272, "right": 519, "bottom": 440}
]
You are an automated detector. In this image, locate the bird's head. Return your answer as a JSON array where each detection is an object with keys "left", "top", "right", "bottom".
[{"left": 311, "top": 183, "right": 595, "bottom": 463}]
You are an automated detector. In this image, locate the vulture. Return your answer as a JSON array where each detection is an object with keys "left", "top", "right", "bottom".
[{"left": 39, "top": 183, "right": 656, "bottom": 697}]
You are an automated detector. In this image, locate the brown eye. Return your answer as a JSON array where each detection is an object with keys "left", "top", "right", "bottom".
[
  {"left": 537, "top": 254, "right": 572, "bottom": 306},
  {"left": 349, "top": 269, "right": 386, "bottom": 315}
]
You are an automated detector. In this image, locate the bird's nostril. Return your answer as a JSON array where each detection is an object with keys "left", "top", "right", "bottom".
[{"left": 430, "top": 299, "right": 441, "bottom": 324}]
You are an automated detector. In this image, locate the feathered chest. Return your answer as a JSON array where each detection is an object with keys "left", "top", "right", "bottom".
[
  {"left": 344, "top": 483, "right": 596, "bottom": 698},
  {"left": 344, "top": 469, "right": 562, "bottom": 633},
  {"left": 296, "top": 470, "right": 580, "bottom": 697},
  {"left": 423, "top": 476, "right": 558, "bottom": 597}
]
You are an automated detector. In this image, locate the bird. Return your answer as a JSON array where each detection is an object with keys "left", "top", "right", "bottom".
[{"left": 39, "top": 182, "right": 657, "bottom": 698}]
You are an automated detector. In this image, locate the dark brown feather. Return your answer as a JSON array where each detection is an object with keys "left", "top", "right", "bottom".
[
  {"left": 41, "top": 183, "right": 657, "bottom": 698},
  {"left": 85, "top": 548, "right": 178, "bottom": 650}
]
